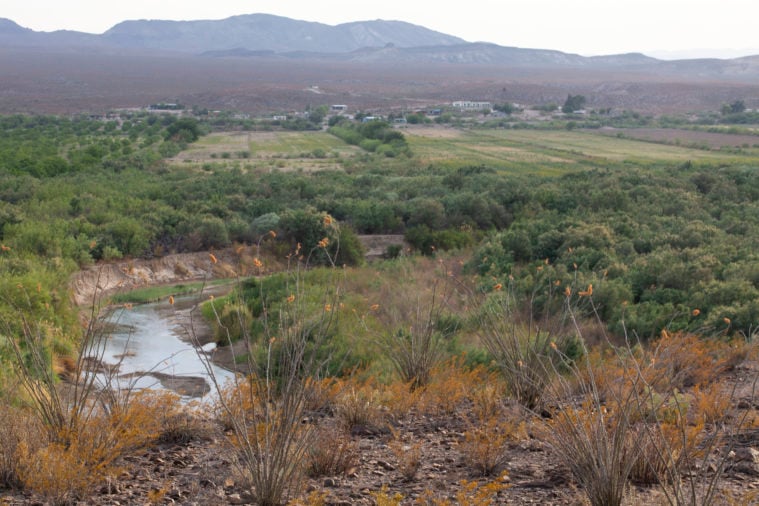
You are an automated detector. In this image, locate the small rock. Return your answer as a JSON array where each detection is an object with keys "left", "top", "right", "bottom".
[
  {"left": 377, "top": 460, "right": 395, "bottom": 471},
  {"left": 227, "top": 493, "right": 246, "bottom": 505},
  {"left": 324, "top": 477, "right": 338, "bottom": 487},
  {"left": 733, "top": 447, "right": 759, "bottom": 475}
]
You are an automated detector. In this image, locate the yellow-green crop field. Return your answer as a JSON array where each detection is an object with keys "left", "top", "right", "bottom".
[{"left": 175, "top": 126, "right": 759, "bottom": 176}]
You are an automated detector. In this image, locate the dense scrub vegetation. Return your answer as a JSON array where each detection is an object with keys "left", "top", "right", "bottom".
[
  {"left": 1, "top": 115, "right": 759, "bottom": 347},
  {"left": 1, "top": 111, "right": 759, "bottom": 504}
]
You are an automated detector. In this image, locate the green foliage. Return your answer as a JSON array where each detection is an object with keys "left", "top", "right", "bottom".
[
  {"left": 562, "top": 94, "right": 587, "bottom": 114},
  {"left": 328, "top": 120, "right": 410, "bottom": 157}
]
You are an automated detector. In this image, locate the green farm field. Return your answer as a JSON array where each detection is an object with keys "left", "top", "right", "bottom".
[
  {"left": 404, "top": 126, "right": 759, "bottom": 173},
  {"left": 170, "top": 130, "right": 361, "bottom": 171},
  {"left": 175, "top": 126, "right": 759, "bottom": 177}
]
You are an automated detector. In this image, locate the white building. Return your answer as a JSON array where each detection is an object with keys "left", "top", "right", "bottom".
[{"left": 452, "top": 101, "right": 492, "bottom": 111}]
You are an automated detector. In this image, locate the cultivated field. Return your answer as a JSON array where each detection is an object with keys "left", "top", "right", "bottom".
[
  {"left": 177, "top": 126, "right": 759, "bottom": 177},
  {"left": 171, "top": 131, "right": 361, "bottom": 171}
]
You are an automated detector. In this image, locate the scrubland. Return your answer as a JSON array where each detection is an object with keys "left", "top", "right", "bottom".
[{"left": 2, "top": 114, "right": 759, "bottom": 504}]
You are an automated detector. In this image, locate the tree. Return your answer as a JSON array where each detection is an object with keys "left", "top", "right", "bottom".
[
  {"left": 721, "top": 100, "right": 746, "bottom": 115},
  {"left": 493, "top": 103, "right": 516, "bottom": 115},
  {"left": 562, "top": 94, "right": 587, "bottom": 114}
]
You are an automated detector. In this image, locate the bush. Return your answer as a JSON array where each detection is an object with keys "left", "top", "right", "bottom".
[
  {"left": 305, "top": 425, "right": 359, "bottom": 477},
  {"left": 0, "top": 403, "right": 43, "bottom": 489}
]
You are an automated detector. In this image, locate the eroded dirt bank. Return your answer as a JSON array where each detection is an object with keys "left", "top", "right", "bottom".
[{"left": 69, "top": 249, "right": 243, "bottom": 307}]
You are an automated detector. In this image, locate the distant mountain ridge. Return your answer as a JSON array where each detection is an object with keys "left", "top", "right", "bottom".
[
  {"left": 0, "top": 14, "right": 465, "bottom": 53},
  {"left": 1, "top": 13, "right": 759, "bottom": 81}
]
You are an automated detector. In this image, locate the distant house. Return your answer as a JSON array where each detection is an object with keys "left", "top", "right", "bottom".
[
  {"left": 362, "top": 116, "right": 382, "bottom": 123},
  {"left": 331, "top": 104, "right": 347, "bottom": 112},
  {"left": 393, "top": 117, "right": 407, "bottom": 124},
  {"left": 452, "top": 101, "right": 492, "bottom": 111}
]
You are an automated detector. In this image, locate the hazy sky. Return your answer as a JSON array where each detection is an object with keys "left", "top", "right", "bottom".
[{"left": 4, "top": 0, "right": 759, "bottom": 59}]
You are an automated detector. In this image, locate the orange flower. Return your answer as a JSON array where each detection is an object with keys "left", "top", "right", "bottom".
[
  {"left": 554, "top": 280, "right": 561, "bottom": 286},
  {"left": 253, "top": 257, "right": 263, "bottom": 269},
  {"left": 323, "top": 215, "right": 333, "bottom": 226},
  {"left": 550, "top": 341, "right": 558, "bottom": 351},
  {"left": 0, "top": 244, "right": 10, "bottom": 252},
  {"left": 168, "top": 295, "right": 174, "bottom": 305},
  {"left": 493, "top": 283, "right": 503, "bottom": 291},
  {"left": 269, "top": 230, "right": 277, "bottom": 238},
  {"left": 723, "top": 317, "right": 731, "bottom": 325},
  {"left": 578, "top": 284, "right": 593, "bottom": 297},
  {"left": 692, "top": 309, "right": 701, "bottom": 317},
  {"left": 573, "top": 263, "right": 578, "bottom": 270},
  {"left": 287, "top": 294, "right": 296, "bottom": 303},
  {"left": 564, "top": 286, "right": 572, "bottom": 297},
  {"left": 318, "top": 237, "right": 330, "bottom": 248},
  {"left": 209, "top": 253, "right": 218, "bottom": 264},
  {"left": 324, "top": 304, "right": 332, "bottom": 312},
  {"left": 370, "top": 304, "right": 380, "bottom": 311}
]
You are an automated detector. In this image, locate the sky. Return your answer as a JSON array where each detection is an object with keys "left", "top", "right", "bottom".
[{"left": 3, "top": 0, "right": 759, "bottom": 59}]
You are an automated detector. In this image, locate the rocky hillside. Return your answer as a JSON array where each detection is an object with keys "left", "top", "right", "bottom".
[{"left": 0, "top": 14, "right": 464, "bottom": 54}]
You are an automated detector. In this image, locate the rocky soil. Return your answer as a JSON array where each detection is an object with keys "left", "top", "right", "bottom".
[{"left": 5, "top": 356, "right": 759, "bottom": 505}]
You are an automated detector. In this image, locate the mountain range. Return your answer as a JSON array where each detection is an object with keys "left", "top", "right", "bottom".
[
  {"left": 2, "top": 13, "right": 759, "bottom": 115},
  {"left": 1, "top": 13, "right": 757, "bottom": 76},
  {"left": 0, "top": 14, "right": 464, "bottom": 54}
]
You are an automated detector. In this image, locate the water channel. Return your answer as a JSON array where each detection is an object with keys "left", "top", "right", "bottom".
[{"left": 95, "top": 297, "right": 234, "bottom": 398}]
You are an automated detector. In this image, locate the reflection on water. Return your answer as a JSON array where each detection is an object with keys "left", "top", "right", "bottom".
[{"left": 92, "top": 300, "right": 234, "bottom": 398}]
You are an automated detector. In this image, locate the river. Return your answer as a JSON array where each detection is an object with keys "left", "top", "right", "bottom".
[{"left": 93, "top": 297, "right": 235, "bottom": 398}]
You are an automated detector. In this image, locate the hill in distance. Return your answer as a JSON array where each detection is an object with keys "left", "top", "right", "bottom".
[{"left": 2, "top": 13, "right": 759, "bottom": 115}]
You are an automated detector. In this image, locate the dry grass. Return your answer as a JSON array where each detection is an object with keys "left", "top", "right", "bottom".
[
  {"left": 460, "top": 417, "right": 527, "bottom": 477},
  {"left": 305, "top": 425, "right": 359, "bottom": 478},
  {"left": 0, "top": 403, "right": 43, "bottom": 489}
]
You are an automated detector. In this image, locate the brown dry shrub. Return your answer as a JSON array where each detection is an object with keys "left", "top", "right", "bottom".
[
  {"left": 0, "top": 403, "right": 43, "bottom": 489},
  {"left": 628, "top": 420, "right": 708, "bottom": 486},
  {"left": 419, "top": 359, "right": 484, "bottom": 416},
  {"left": 333, "top": 380, "right": 384, "bottom": 433},
  {"left": 303, "top": 376, "right": 343, "bottom": 415},
  {"left": 415, "top": 474, "right": 510, "bottom": 505},
  {"left": 214, "top": 376, "right": 261, "bottom": 431},
  {"left": 649, "top": 331, "right": 735, "bottom": 390},
  {"left": 378, "top": 379, "right": 422, "bottom": 421},
  {"left": 460, "top": 417, "right": 527, "bottom": 476},
  {"left": 690, "top": 382, "right": 732, "bottom": 425},
  {"left": 469, "top": 376, "right": 506, "bottom": 422},
  {"left": 16, "top": 392, "right": 168, "bottom": 505},
  {"left": 305, "top": 425, "right": 359, "bottom": 477}
]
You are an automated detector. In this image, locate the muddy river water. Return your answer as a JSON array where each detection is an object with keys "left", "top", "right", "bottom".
[{"left": 97, "top": 298, "right": 234, "bottom": 398}]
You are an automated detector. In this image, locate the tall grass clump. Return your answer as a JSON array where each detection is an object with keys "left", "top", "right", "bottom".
[
  {"left": 543, "top": 291, "right": 759, "bottom": 506},
  {"left": 205, "top": 233, "right": 345, "bottom": 506},
  {"left": 473, "top": 276, "right": 576, "bottom": 411},
  {"left": 363, "top": 256, "right": 466, "bottom": 389}
]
